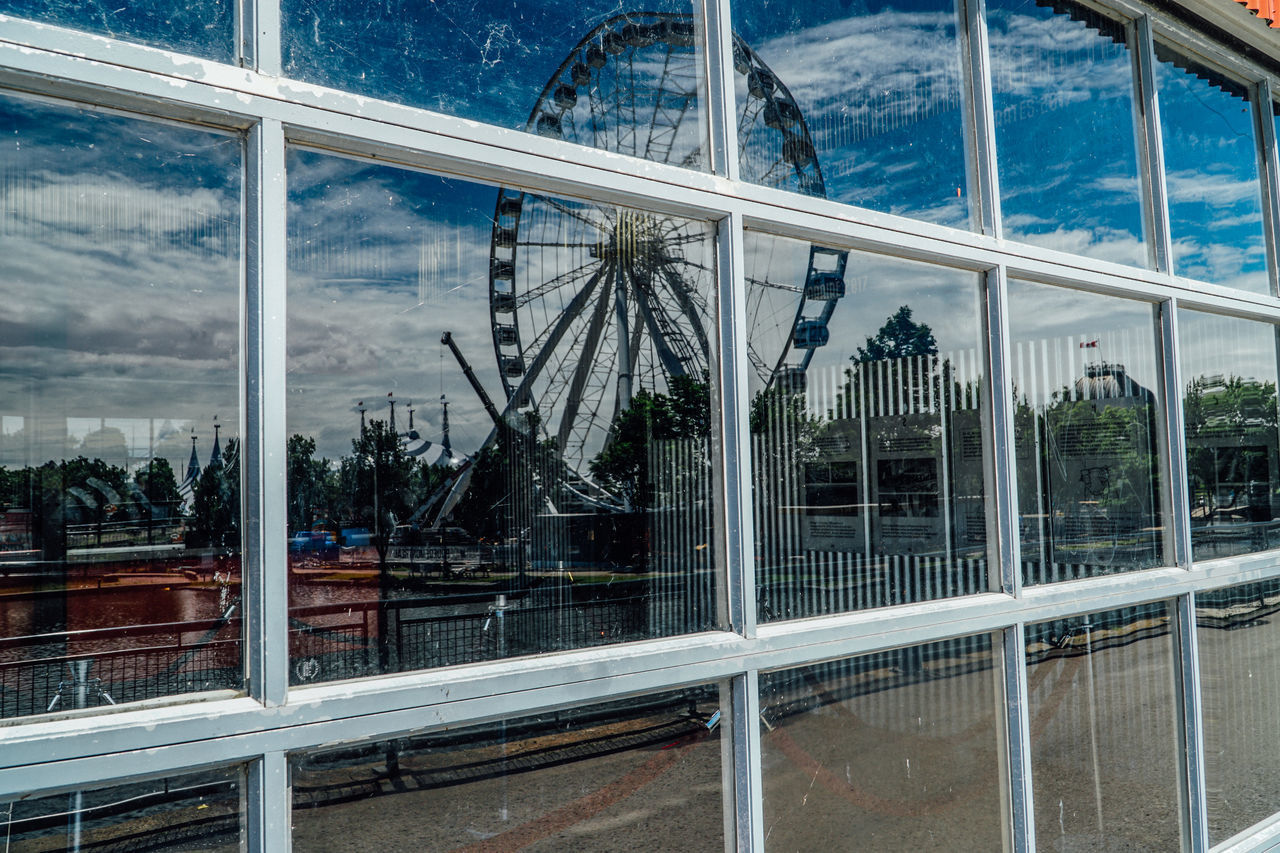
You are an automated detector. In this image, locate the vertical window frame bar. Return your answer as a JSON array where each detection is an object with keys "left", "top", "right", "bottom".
[
  {"left": 1174, "top": 593, "right": 1209, "bottom": 853},
  {"left": 245, "top": 117, "right": 290, "bottom": 707},
  {"left": 1159, "top": 298, "right": 1192, "bottom": 570},
  {"left": 703, "top": 0, "right": 740, "bottom": 181},
  {"left": 985, "top": 265, "right": 1020, "bottom": 596},
  {"left": 716, "top": 212, "right": 754, "bottom": 639},
  {"left": 246, "top": 751, "right": 291, "bottom": 851},
  {"left": 730, "top": 670, "right": 764, "bottom": 852},
  {"left": 239, "top": 0, "right": 281, "bottom": 75},
  {"left": 1002, "top": 624, "right": 1036, "bottom": 852},
  {"left": 963, "top": 0, "right": 1002, "bottom": 238},
  {"left": 1134, "top": 15, "right": 1175, "bottom": 273},
  {"left": 1254, "top": 78, "right": 1280, "bottom": 298}
]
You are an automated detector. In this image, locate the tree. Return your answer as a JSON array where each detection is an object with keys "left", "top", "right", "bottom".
[
  {"left": 590, "top": 374, "right": 711, "bottom": 510},
  {"left": 853, "top": 305, "right": 937, "bottom": 364},
  {"left": 287, "top": 434, "right": 338, "bottom": 534},
  {"left": 350, "top": 419, "right": 414, "bottom": 572},
  {"left": 187, "top": 457, "right": 239, "bottom": 550}
]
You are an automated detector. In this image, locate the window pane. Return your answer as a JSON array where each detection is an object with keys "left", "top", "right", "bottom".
[
  {"left": 747, "top": 233, "right": 988, "bottom": 620},
  {"left": 1156, "top": 47, "right": 1268, "bottom": 293},
  {"left": 0, "top": 766, "right": 243, "bottom": 851},
  {"left": 1198, "top": 579, "right": 1280, "bottom": 844},
  {"left": 281, "top": 2, "right": 709, "bottom": 171},
  {"left": 291, "top": 687, "right": 724, "bottom": 851},
  {"left": 287, "top": 150, "right": 718, "bottom": 684},
  {"left": 732, "top": 0, "right": 972, "bottom": 227},
  {"left": 0, "top": 0, "right": 234, "bottom": 63},
  {"left": 1178, "top": 310, "right": 1279, "bottom": 560},
  {"left": 0, "top": 92, "right": 244, "bottom": 719},
  {"left": 760, "top": 636, "right": 1005, "bottom": 850},
  {"left": 989, "top": 0, "right": 1146, "bottom": 266},
  {"left": 1009, "top": 281, "right": 1165, "bottom": 584},
  {"left": 1027, "top": 605, "right": 1181, "bottom": 851}
]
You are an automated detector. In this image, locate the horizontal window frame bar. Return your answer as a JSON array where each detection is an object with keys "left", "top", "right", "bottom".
[{"left": 1, "top": 554, "right": 1278, "bottom": 773}]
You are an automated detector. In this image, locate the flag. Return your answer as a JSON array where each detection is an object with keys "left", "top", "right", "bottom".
[{"left": 1080, "top": 340, "right": 1099, "bottom": 348}]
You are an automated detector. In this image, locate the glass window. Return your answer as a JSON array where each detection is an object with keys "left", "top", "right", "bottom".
[
  {"left": 1026, "top": 605, "right": 1181, "bottom": 852},
  {"left": 1178, "top": 310, "right": 1280, "bottom": 561},
  {"left": 746, "top": 233, "right": 988, "bottom": 620},
  {"left": 759, "top": 636, "right": 1005, "bottom": 850},
  {"left": 0, "top": 92, "right": 244, "bottom": 720},
  {"left": 1156, "top": 47, "right": 1268, "bottom": 293},
  {"left": 1197, "top": 579, "right": 1280, "bottom": 844},
  {"left": 281, "top": 2, "right": 710, "bottom": 171},
  {"left": 0, "top": 0, "right": 234, "bottom": 63},
  {"left": 732, "top": 0, "right": 972, "bottom": 227},
  {"left": 988, "top": 0, "right": 1146, "bottom": 266},
  {"left": 287, "top": 149, "right": 718, "bottom": 685},
  {"left": 1009, "top": 281, "right": 1165, "bottom": 584},
  {"left": 291, "top": 686, "right": 724, "bottom": 851},
  {"left": 0, "top": 766, "right": 243, "bottom": 851}
]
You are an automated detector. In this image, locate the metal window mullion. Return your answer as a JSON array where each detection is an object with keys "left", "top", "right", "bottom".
[
  {"left": 246, "top": 751, "right": 290, "bottom": 852},
  {"left": 1002, "top": 624, "right": 1035, "bottom": 853},
  {"left": 717, "top": 212, "right": 755, "bottom": 638},
  {"left": 1173, "top": 595, "right": 1209, "bottom": 853},
  {"left": 1159, "top": 298, "right": 1192, "bottom": 570},
  {"left": 702, "top": 0, "right": 739, "bottom": 181},
  {"left": 1254, "top": 79, "right": 1280, "bottom": 298},
  {"left": 245, "top": 117, "right": 290, "bottom": 707},
  {"left": 1134, "top": 15, "right": 1174, "bottom": 273},
  {"left": 963, "top": 0, "right": 1001, "bottom": 238},
  {"left": 729, "top": 670, "right": 763, "bottom": 852},
  {"left": 985, "top": 265, "right": 1020, "bottom": 596},
  {"left": 239, "top": 0, "right": 281, "bottom": 76}
]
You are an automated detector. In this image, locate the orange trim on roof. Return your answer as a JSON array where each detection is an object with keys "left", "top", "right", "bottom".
[{"left": 1236, "top": 0, "right": 1280, "bottom": 27}]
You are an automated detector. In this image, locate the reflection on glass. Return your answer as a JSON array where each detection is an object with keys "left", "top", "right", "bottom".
[
  {"left": 1009, "top": 280, "right": 1164, "bottom": 584},
  {"left": 759, "top": 636, "right": 1004, "bottom": 850},
  {"left": 0, "top": 93, "right": 243, "bottom": 719},
  {"left": 1156, "top": 46, "right": 1268, "bottom": 292},
  {"left": 0, "top": 766, "right": 243, "bottom": 851},
  {"left": 0, "top": 0, "right": 234, "bottom": 62},
  {"left": 1178, "top": 311, "right": 1280, "bottom": 561},
  {"left": 746, "top": 233, "right": 987, "bottom": 620},
  {"left": 988, "top": 0, "right": 1146, "bottom": 266},
  {"left": 282, "top": 3, "right": 710, "bottom": 171},
  {"left": 287, "top": 150, "right": 717, "bottom": 684},
  {"left": 292, "top": 687, "right": 723, "bottom": 851},
  {"left": 1026, "top": 605, "right": 1181, "bottom": 852},
  {"left": 1197, "top": 579, "right": 1280, "bottom": 844},
  {"left": 733, "top": 0, "right": 971, "bottom": 227}
]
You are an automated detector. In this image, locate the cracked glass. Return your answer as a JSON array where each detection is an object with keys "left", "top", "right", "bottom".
[
  {"left": 281, "top": 0, "right": 710, "bottom": 172},
  {"left": 759, "top": 636, "right": 1005, "bottom": 850},
  {"left": 0, "top": 0, "right": 234, "bottom": 63},
  {"left": 0, "top": 91, "right": 243, "bottom": 721},
  {"left": 291, "top": 686, "right": 724, "bottom": 851},
  {"left": 286, "top": 148, "right": 719, "bottom": 685}
]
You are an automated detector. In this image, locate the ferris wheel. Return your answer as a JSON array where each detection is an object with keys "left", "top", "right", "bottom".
[{"left": 488, "top": 13, "right": 846, "bottom": 474}]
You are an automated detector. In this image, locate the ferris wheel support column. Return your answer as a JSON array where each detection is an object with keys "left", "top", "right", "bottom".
[{"left": 614, "top": 263, "right": 633, "bottom": 413}]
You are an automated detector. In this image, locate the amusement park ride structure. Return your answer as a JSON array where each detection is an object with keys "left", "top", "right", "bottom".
[{"left": 420, "top": 13, "right": 855, "bottom": 520}]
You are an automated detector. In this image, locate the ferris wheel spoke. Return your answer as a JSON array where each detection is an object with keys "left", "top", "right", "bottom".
[
  {"left": 746, "top": 275, "right": 802, "bottom": 293},
  {"left": 629, "top": 274, "right": 694, "bottom": 379},
  {"left": 532, "top": 197, "right": 611, "bottom": 234},
  {"left": 654, "top": 264, "right": 711, "bottom": 360},
  {"left": 506, "top": 266, "right": 607, "bottom": 411},
  {"left": 516, "top": 261, "right": 599, "bottom": 309},
  {"left": 556, "top": 265, "right": 616, "bottom": 454}
]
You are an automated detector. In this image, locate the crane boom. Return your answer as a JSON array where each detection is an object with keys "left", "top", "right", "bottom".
[{"left": 441, "top": 331, "right": 504, "bottom": 427}]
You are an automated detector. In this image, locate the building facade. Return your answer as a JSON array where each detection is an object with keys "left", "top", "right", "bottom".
[{"left": 4, "top": 0, "right": 1280, "bottom": 849}]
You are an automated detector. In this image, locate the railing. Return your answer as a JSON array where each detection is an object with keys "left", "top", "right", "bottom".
[{"left": 0, "top": 617, "right": 240, "bottom": 719}]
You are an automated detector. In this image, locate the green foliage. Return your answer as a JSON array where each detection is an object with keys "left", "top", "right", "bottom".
[
  {"left": 590, "top": 374, "right": 711, "bottom": 509},
  {"left": 187, "top": 456, "right": 239, "bottom": 549},
  {"left": 852, "top": 305, "right": 937, "bottom": 364}
]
